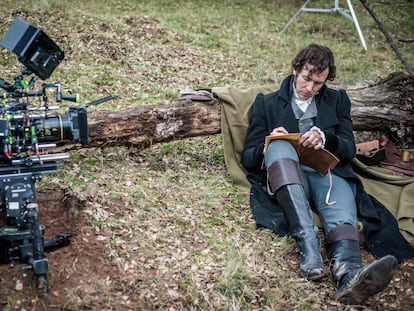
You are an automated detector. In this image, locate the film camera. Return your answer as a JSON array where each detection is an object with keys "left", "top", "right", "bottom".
[{"left": 0, "top": 18, "right": 116, "bottom": 293}]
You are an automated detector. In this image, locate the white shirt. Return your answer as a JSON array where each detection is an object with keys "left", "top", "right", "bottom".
[
  {"left": 292, "top": 85, "right": 313, "bottom": 113},
  {"left": 292, "top": 83, "right": 326, "bottom": 147}
]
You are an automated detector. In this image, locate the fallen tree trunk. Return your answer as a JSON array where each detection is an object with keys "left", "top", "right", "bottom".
[
  {"left": 84, "top": 72, "right": 413, "bottom": 149},
  {"left": 87, "top": 99, "right": 221, "bottom": 149},
  {"left": 332, "top": 72, "right": 413, "bottom": 130}
]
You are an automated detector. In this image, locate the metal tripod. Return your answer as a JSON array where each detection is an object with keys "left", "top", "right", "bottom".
[{"left": 280, "top": 0, "right": 367, "bottom": 51}]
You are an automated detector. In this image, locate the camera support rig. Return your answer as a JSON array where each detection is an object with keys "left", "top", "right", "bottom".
[
  {"left": 0, "top": 18, "right": 117, "bottom": 293},
  {"left": 0, "top": 155, "right": 71, "bottom": 292}
]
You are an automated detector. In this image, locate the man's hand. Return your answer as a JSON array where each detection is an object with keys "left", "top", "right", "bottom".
[
  {"left": 299, "top": 129, "right": 323, "bottom": 150},
  {"left": 270, "top": 127, "right": 289, "bottom": 136}
]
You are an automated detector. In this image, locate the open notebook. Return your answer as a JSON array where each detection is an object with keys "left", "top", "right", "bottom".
[{"left": 264, "top": 133, "right": 339, "bottom": 176}]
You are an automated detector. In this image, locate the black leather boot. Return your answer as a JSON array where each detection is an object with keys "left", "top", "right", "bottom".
[
  {"left": 328, "top": 238, "right": 398, "bottom": 304},
  {"left": 268, "top": 158, "right": 325, "bottom": 281}
]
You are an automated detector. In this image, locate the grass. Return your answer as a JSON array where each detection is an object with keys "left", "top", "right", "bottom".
[{"left": 0, "top": 0, "right": 413, "bottom": 310}]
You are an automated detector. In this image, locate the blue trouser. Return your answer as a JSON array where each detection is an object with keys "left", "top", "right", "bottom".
[{"left": 265, "top": 140, "right": 357, "bottom": 235}]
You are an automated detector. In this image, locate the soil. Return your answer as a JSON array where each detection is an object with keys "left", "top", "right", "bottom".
[
  {"left": 0, "top": 189, "right": 122, "bottom": 310},
  {"left": 0, "top": 189, "right": 413, "bottom": 311}
]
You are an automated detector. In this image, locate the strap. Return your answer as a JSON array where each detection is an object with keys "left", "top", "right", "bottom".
[
  {"left": 325, "top": 169, "right": 336, "bottom": 206},
  {"left": 326, "top": 224, "right": 359, "bottom": 244}
]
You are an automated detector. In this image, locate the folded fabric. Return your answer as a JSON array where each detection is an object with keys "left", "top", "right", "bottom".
[{"left": 178, "top": 88, "right": 214, "bottom": 101}]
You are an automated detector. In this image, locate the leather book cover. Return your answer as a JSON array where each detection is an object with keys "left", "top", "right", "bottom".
[{"left": 264, "top": 133, "right": 339, "bottom": 175}]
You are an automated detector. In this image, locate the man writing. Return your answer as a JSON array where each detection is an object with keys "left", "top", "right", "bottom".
[{"left": 241, "top": 44, "right": 410, "bottom": 304}]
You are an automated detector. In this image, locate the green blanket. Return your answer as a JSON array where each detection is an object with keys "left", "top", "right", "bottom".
[{"left": 212, "top": 85, "right": 414, "bottom": 242}]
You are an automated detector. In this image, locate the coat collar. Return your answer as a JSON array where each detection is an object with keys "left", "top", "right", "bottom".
[{"left": 277, "top": 75, "right": 337, "bottom": 130}]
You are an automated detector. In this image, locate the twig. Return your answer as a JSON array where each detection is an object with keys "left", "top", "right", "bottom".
[
  {"left": 399, "top": 38, "right": 414, "bottom": 43},
  {"left": 359, "top": 0, "right": 413, "bottom": 74}
]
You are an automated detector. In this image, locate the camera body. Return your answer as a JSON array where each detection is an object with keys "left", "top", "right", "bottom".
[{"left": 0, "top": 83, "right": 89, "bottom": 166}]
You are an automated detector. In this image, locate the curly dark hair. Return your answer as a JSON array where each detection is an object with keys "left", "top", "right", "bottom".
[{"left": 291, "top": 44, "right": 336, "bottom": 81}]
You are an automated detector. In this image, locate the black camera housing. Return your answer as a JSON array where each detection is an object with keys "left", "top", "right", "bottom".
[{"left": 0, "top": 18, "right": 64, "bottom": 80}]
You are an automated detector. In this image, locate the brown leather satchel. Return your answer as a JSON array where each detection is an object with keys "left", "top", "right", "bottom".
[
  {"left": 378, "top": 134, "right": 414, "bottom": 177},
  {"left": 356, "top": 140, "right": 386, "bottom": 166}
]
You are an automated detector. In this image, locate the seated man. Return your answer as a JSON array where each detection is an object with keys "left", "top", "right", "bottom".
[{"left": 241, "top": 43, "right": 401, "bottom": 304}]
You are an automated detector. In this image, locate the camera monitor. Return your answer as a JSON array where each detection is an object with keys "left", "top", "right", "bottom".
[{"left": 0, "top": 18, "right": 64, "bottom": 80}]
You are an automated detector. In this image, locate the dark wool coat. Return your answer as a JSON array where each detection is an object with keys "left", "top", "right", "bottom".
[{"left": 241, "top": 75, "right": 414, "bottom": 263}]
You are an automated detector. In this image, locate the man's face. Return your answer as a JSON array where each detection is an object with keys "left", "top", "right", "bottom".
[{"left": 293, "top": 64, "right": 329, "bottom": 100}]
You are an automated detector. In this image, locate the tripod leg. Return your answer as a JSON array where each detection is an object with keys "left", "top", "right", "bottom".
[
  {"left": 346, "top": 0, "right": 367, "bottom": 50},
  {"left": 280, "top": 0, "right": 312, "bottom": 33}
]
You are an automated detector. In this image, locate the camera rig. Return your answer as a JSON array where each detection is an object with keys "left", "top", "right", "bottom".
[{"left": 0, "top": 18, "right": 117, "bottom": 293}]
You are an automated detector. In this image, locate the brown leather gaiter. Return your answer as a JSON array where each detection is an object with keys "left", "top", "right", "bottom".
[
  {"left": 326, "top": 224, "right": 360, "bottom": 244},
  {"left": 267, "top": 157, "right": 303, "bottom": 195}
]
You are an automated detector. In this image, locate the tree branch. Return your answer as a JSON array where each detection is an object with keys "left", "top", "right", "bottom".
[{"left": 360, "top": 0, "right": 413, "bottom": 74}]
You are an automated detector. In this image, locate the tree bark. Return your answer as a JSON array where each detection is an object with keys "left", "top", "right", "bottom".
[
  {"left": 331, "top": 72, "right": 414, "bottom": 131},
  {"left": 86, "top": 99, "right": 221, "bottom": 149},
  {"left": 83, "top": 72, "right": 413, "bottom": 149}
]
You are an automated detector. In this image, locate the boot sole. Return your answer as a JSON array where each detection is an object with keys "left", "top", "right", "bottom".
[
  {"left": 305, "top": 268, "right": 326, "bottom": 281},
  {"left": 335, "top": 255, "right": 398, "bottom": 305}
]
